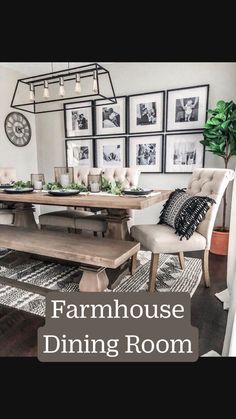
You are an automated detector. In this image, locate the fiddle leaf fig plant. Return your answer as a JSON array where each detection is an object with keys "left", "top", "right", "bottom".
[{"left": 200, "top": 100, "right": 236, "bottom": 231}]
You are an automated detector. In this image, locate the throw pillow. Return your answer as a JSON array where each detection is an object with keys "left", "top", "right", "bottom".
[{"left": 159, "top": 188, "right": 215, "bottom": 240}]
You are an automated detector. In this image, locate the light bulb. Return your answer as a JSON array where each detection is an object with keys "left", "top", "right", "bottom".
[
  {"left": 43, "top": 80, "right": 50, "bottom": 99},
  {"left": 92, "top": 71, "right": 98, "bottom": 94},
  {"left": 29, "top": 83, "right": 35, "bottom": 102},
  {"left": 75, "top": 74, "right": 81, "bottom": 94},
  {"left": 59, "top": 77, "right": 65, "bottom": 97}
]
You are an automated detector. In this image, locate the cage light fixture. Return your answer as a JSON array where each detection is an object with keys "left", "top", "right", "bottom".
[{"left": 11, "top": 63, "right": 117, "bottom": 114}]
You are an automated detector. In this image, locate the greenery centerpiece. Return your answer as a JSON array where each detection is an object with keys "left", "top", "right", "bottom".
[
  {"left": 43, "top": 178, "right": 125, "bottom": 195},
  {"left": 13, "top": 180, "right": 32, "bottom": 189},
  {"left": 45, "top": 182, "right": 88, "bottom": 192},
  {"left": 101, "top": 177, "right": 124, "bottom": 195}
]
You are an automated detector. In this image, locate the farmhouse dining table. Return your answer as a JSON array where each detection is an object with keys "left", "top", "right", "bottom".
[{"left": 0, "top": 190, "right": 171, "bottom": 240}]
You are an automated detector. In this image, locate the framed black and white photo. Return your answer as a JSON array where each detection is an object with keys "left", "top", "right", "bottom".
[
  {"left": 128, "top": 135, "right": 163, "bottom": 173},
  {"left": 95, "top": 137, "right": 126, "bottom": 168},
  {"left": 64, "top": 101, "right": 93, "bottom": 138},
  {"left": 166, "top": 85, "right": 209, "bottom": 131},
  {"left": 95, "top": 96, "right": 127, "bottom": 136},
  {"left": 66, "top": 139, "right": 94, "bottom": 168},
  {"left": 128, "top": 91, "right": 165, "bottom": 134},
  {"left": 164, "top": 133, "right": 205, "bottom": 173}
]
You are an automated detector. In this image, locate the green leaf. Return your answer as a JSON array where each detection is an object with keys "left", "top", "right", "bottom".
[
  {"left": 216, "top": 100, "right": 226, "bottom": 111},
  {"left": 200, "top": 140, "right": 210, "bottom": 146},
  {"left": 204, "top": 132, "right": 218, "bottom": 139},
  {"left": 204, "top": 123, "right": 214, "bottom": 129},
  {"left": 208, "top": 118, "right": 221, "bottom": 125},
  {"left": 219, "top": 142, "right": 226, "bottom": 152},
  {"left": 214, "top": 113, "right": 226, "bottom": 121},
  {"left": 207, "top": 109, "right": 217, "bottom": 114},
  {"left": 231, "top": 110, "right": 236, "bottom": 119},
  {"left": 221, "top": 120, "right": 231, "bottom": 129}
]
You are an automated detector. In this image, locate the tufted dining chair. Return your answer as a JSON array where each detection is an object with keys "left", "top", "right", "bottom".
[
  {"left": 131, "top": 168, "right": 235, "bottom": 292},
  {"left": 39, "top": 167, "right": 140, "bottom": 235},
  {"left": 0, "top": 168, "right": 17, "bottom": 225}
]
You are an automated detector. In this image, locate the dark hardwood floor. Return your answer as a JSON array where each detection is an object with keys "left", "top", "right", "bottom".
[
  {"left": 189, "top": 251, "right": 228, "bottom": 356},
  {"left": 0, "top": 251, "right": 227, "bottom": 357}
]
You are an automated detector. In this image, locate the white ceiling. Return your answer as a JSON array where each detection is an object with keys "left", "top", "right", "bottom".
[{"left": 0, "top": 62, "right": 92, "bottom": 76}]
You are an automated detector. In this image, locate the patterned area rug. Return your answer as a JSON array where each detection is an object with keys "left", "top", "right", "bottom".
[{"left": 0, "top": 250, "right": 202, "bottom": 317}]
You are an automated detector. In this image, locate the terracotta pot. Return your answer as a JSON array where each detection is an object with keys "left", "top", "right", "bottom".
[{"left": 210, "top": 227, "right": 229, "bottom": 256}]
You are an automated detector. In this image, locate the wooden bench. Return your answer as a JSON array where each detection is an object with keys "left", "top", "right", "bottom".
[{"left": 0, "top": 225, "right": 140, "bottom": 292}]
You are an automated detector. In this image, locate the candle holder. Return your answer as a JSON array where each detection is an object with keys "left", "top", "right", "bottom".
[
  {"left": 54, "top": 167, "right": 74, "bottom": 186},
  {"left": 88, "top": 174, "right": 102, "bottom": 193},
  {"left": 30, "top": 174, "right": 45, "bottom": 190}
]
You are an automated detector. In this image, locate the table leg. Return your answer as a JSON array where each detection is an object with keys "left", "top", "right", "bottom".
[
  {"left": 105, "top": 209, "right": 131, "bottom": 240},
  {"left": 79, "top": 266, "right": 109, "bottom": 292},
  {"left": 13, "top": 203, "right": 38, "bottom": 229}
]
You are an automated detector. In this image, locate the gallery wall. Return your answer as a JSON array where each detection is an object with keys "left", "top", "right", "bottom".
[
  {"left": 0, "top": 66, "right": 38, "bottom": 180},
  {"left": 35, "top": 62, "right": 236, "bottom": 224}
]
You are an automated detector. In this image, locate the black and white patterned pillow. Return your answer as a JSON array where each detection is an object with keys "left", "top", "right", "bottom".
[{"left": 159, "top": 188, "right": 215, "bottom": 240}]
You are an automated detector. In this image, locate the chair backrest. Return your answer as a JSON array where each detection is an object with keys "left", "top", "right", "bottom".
[
  {"left": 73, "top": 167, "right": 140, "bottom": 188},
  {"left": 0, "top": 168, "right": 17, "bottom": 184},
  {"left": 73, "top": 168, "right": 103, "bottom": 186},
  {"left": 187, "top": 168, "right": 234, "bottom": 248},
  {"left": 102, "top": 168, "right": 140, "bottom": 188}
]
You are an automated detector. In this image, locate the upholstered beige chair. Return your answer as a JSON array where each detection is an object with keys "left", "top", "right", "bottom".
[
  {"left": 0, "top": 168, "right": 17, "bottom": 225},
  {"left": 39, "top": 167, "right": 140, "bottom": 235},
  {"left": 131, "top": 168, "right": 235, "bottom": 292}
]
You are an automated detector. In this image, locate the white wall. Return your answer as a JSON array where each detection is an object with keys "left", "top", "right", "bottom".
[
  {"left": 36, "top": 63, "right": 236, "bottom": 224},
  {"left": 0, "top": 66, "right": 38, "bottom": 180}
]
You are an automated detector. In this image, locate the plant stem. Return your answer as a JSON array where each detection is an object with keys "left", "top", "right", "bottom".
[
  {"left": 222, "top": 157, "right": 228, "bottom": 230},
  {"left": 222, "top": 189, "right": 227, "bottom": 231}
]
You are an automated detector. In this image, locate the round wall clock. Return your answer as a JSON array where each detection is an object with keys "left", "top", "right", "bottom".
[{"left": 4, "top": 112, "right": 32, "bottom": 147}]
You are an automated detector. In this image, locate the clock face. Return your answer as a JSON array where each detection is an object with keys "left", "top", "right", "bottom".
[{"left": 4, "top": 112, "right": 31, "bottom": 147}]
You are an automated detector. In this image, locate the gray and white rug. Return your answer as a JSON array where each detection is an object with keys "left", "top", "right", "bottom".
[{"left": 0, "top": 250, "right": 202, "bottom": 317}]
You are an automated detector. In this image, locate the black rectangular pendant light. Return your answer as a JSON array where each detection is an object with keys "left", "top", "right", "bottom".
[{"left": 10, "top": 63, "right": 117, "bottom": 114}]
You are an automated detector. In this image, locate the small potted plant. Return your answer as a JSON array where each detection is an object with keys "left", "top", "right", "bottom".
[{"left": 200, "top": 100, "right": 236, "bottom": 255}]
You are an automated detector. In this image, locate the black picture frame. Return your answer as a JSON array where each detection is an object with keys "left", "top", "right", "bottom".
[
  {"left": 94, "top": 96, "right": 127, "bottom": 137},
  {"left": 128, "top": 90, "right": 165, "bottom": 134},
  {"left": 166, "top": 84, "right": 209, "bottom": 132},
  {"left": 164, "top": 132, "right": 205, "bottom": 174},
  {"left": 127, "top": 134, "right": 164, "bottom": 173},
  {"left": 65, "top": 138, "right": 95, "bottom": 169},
  {"left": 94, "top": 137, "right": 127, "bottom": 168},
  {"left": 64, "top": 100, "right": 94, "bottom": 138}
]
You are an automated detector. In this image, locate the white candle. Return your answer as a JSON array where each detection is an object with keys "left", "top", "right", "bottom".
[
  {"left": 34, "top": 180, "right": 43, "bottom": 190},
  {"left": 90, "top": 182, "right": 100, "bottom": 192},
  {"left": 60, "top": 173, "right": 70, "bottom": 187}
]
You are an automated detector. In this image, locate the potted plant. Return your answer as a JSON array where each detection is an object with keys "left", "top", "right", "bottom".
[{"left": 200, "top": 100, "right": 236, "bottom": 255}]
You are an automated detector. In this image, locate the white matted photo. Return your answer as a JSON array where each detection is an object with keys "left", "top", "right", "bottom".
[
  {"left": 95, "top": 97, "right": 126, "bottom": 136},
  {"left": 165, "top": 133, "right": 205, "bottom": 173},
  {"left": 129, "top": 91, "right": 165, "bottom": 134},
  {"left": 66, "top": 139, "right": 94, "bottom": 167},
  {"left": 64, "top": 101, "right": 93, "bottom": 137},
  {"left": 128, "top": 135, "right": 163, "bottom": 173},
  {"left": 166, "top": 85, "right": 209, "bottom": 131},
  {"left": 95, "top": 137, "right": 126, "bottom": 168}
]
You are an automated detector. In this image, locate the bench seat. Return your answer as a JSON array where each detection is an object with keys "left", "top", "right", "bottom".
[{"left": 0, "top": 226, "right": 140, "bottom": 292}]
